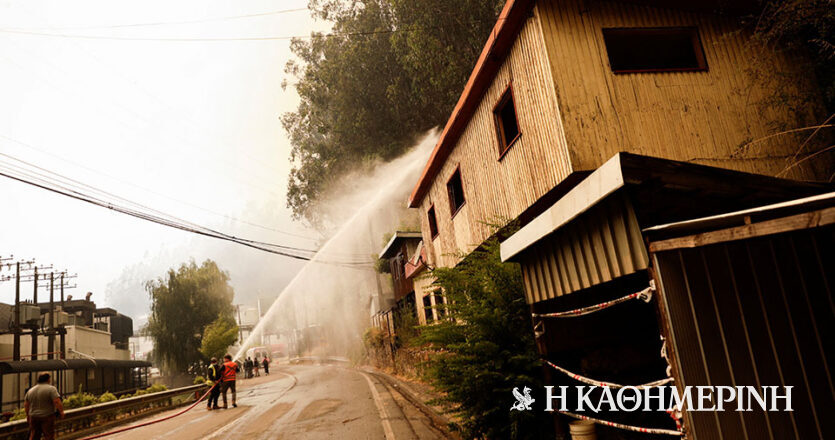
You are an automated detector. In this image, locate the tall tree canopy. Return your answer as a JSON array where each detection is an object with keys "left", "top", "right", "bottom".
[
  {"left": 147, "top": 260, "right": 235, "bottom": 373},
  {"left": 200, "top": 314, "right": 240, "bottom": 361},
  {"left": 282, "top": 0, "right": 503, "bottom": 226}
]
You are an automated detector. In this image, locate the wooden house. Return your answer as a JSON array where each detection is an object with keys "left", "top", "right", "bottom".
[
  {"left": 408, "top": 0, "right": 833, "bottom": 437},
  {"left": 408, "top": 0, "right": 831, "bottom": 269},
  {"left": 375, "top": 232, "right": 423, "bottom": 329}
]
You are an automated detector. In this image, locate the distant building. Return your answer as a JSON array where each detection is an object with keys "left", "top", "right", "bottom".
[
  {"left": 374, "top": 232, "right": 423, "bottom": 331},
  {"left": 0, "top": 296, "right": 149, "bottom": 412}
]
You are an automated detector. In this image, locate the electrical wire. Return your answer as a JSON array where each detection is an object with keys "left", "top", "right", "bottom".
[
  {"left": 0, "top": 158, "right": 373, "bottom": 266},
  {"left": 0, "top": 137, "right": 322, "bottom": 243}
]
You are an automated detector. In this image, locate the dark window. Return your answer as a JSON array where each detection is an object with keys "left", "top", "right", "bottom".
[
  {"left": 446, "top": 168, "right": 465, "bottom": 216},
  {"left": 433, "top": 292, "right": 446, "bottom": 319},
  {"left": 423, "top": 294, "right": 433, "bottom": 323},
  {"left": 602, "top": 27, "right": 707, "bottom": 73},
  {"left": 493, "top": 86, "right": 521, "bottom": 157},
  {"left": 427, "top": 205, "right": 439, "bottom": 239}
]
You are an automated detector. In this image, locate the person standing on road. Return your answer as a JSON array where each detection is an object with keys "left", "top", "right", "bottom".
[
  {"left": 220, "top": 354, "right": 239, "bottom": 408},
  {"left": 206, "top": 357, "right": 221, "bottom": 410},
  {"left": 262, "top": 357, "right": 269, "bottom": 375},
  {"left": 244, "top": 357, "right": 252, "bottom": 379},
  {"left": 24, "top": 373, "right": 65, "bottom": 440},
  {"left": 254, "top": 356, "right": 260, "bottom": 377}
]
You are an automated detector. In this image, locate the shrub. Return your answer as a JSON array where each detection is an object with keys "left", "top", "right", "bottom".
[
  {"left": 98, "top": 392, "right": 117, "bottom": 403},
  {"left": 363, "top": 327, "right": 386, "bottom": 351},
  {"left": 62, "top": 392, "right": 98, "bottom": 409},
  {"left": 419, "top": 238, "right": 552, "bottom": 439},
  {"left": 146, "top": 384, "right": 168, "bottom": 393},
  {"left": 10, "top": 407, "right": 26, "bottom": 421}
]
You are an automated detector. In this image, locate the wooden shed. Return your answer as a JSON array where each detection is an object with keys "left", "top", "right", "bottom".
[
  {"left": 500, "top": 153, "right": 832, "bottom": 437},
  {"left": 645, "top": 192, "right": 835, "bottom": 439}
]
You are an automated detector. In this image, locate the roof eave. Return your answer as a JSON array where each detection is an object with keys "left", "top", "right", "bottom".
[{"left": 407, "top": 0, "right": 535, "bottom": 208}]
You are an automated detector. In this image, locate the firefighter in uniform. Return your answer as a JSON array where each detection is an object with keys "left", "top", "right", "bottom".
[
  {"left": 206, "top": 357, "right": 221, "bottom": 410},
  {"left": 220, "top": 354, "right": 239, "bottom": 408}
]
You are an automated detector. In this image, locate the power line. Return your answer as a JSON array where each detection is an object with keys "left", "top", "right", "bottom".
[
  {"left": 0, "top": 157, "right": 372, "bottom": 265},
  {"left": 0, "top": 133, "right": 322, "bottom": 242}
]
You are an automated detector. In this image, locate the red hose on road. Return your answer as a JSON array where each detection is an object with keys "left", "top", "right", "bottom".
[{"left": 78, "top": 384, "right": 217, "bottom": 440}]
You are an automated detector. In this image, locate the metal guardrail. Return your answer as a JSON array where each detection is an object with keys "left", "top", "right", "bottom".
[{"left": 0, "top": 384, "right": 206, "bottom": 439}]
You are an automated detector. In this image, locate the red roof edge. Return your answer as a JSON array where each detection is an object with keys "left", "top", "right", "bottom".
[{"left": 407, "top": 0, "right": 535, "bottom": 208}]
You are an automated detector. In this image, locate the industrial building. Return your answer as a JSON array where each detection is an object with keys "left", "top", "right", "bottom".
[{"left": 0, "top": 294, "right": 149, "bottom": 413}]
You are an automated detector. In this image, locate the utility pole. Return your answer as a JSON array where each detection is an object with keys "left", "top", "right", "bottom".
[
  {"left": 60, "top": 273, "right": 66, "bottom": 359},
  {"left": 14, "top": 262, "right": 20, "bottom": 361},
  {"left": 32, "top": 266, "right": 38, "bottom": 360},
  {"left": 1, "top": 260, "right": 55, "bottom": 361},
  {"left": 48, "top": 273, "right": 55, "bottom": 360}
]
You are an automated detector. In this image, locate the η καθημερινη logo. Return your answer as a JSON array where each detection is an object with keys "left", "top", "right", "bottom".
[{"left": 511, "top": 386, "right": 535, "bottom": 411}]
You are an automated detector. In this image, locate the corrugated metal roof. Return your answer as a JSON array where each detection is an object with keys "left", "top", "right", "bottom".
[
  {"left": 644, "top": 191, "right": 835, "bottom": 236},
  {"left": 517, "top": 192, "right": 648, "bottom": 303},
  {"left": 379, "top": 232, "right": 423, "bottom": 259}
]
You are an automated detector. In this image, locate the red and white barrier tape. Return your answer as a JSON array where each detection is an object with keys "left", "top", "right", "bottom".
[
  {"left": 543, "top": 360, "right": 673, "bottom": 389},
  {"left": 531, "top": 283, "right": 654, "bottom": 318},
  {"left": 559, "top": 410, "right": 684, "bottom": 436}
]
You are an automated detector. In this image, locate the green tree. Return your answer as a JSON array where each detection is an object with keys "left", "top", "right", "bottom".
[
  {"left": 147, "top": 260, "right": 235, "bottom": 374},
  {"left": 419, "top": 238, "right": 552, "bottom": 439},
  {"left": 283, "top": 0, "right": 503, "bottom": 226},
  {"left": 200, "top": 314, "right": 240, "bottom": 361},
  {"left": 747, "top": 0, "right": 834, "bottom": 110}
]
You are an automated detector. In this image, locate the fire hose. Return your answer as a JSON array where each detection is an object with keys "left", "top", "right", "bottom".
[{"left": 77, "top": 383, "right": 217, "bottom": 440}]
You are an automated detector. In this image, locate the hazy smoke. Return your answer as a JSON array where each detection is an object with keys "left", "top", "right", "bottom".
[{"left": 235, "top": 130, "right": 438, "bottom": 359}]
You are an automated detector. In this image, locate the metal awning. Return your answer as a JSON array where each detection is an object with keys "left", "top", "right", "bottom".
[
  {"left": 379, "top": 232, "right": 422, "bottom": 259},
  {"left": 501, "top": 153, "right": 833, "bottom": 262},
  {"left": 643, "top": 191, "right": 835, "bottom": 238}
]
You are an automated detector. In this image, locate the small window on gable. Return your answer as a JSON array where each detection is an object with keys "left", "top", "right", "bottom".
[
  {"left": 446, "top": 168, "right": 466, "bottom": 216},
  {"left": 602, "top": 27, "right": 707, "bottom": 73},
  {"left": 427, "top": 205, "right": 439, "bottom": 239},
  {"left": 493, "top": 85, "right": 521, "bottom": 157}
]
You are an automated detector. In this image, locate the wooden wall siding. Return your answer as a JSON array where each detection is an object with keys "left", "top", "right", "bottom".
[
  {"left": 537, "top": 0, "right": 831, "bottom": 182},
  {"left": 418, "top": 8, "right": 573, "bottom": 269},
  {"left": 653, "top": 227, "right": 835, "bottom": 439},
  {"left": 518, "top": 192, "right": 648, "bottom": 303}
]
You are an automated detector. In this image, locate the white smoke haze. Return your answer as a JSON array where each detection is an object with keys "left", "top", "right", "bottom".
[{"left": 235, "top": 130, "right": 438, "bottom": 359}]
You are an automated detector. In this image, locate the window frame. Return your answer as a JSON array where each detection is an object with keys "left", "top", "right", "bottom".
[
  {"left": 601, "top": 27, "right": 708, "bottom": 74},
  {"left": 422, "top": 294, "right": 434, "bottom": 323},
  {"left": 446, "top": 166, "right": 466, "bottom": 219},
  {"left": 427, "top": 204, "right": 439, "bottom": 240},
  {"left": 493, "top": 83, "right": 522, "bottom": 160}
]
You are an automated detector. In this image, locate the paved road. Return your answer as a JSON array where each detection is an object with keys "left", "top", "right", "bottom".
[{"left": 109, "top": 364, "right": 448, "bottom": 440}]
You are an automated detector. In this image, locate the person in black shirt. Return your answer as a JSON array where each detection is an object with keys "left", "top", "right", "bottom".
[{"left": 206, "top": 357, "right": 221, "bottom": 410}]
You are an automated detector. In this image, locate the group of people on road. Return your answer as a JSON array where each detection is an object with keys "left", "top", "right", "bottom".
[
  {"left": 205, "top": 354, "right": 270, "bottom": 411},
  {"left": 206, "top": 354, "right": 240, "bottom": 410},
  {"left": 243, "top": 356, "right": 269, "bottom": 378}
]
